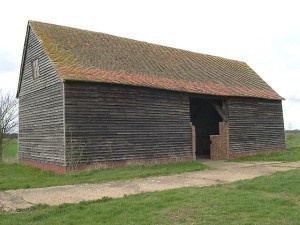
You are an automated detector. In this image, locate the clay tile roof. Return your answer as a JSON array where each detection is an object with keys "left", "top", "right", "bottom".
[{"left": 28, "top": 21, "right": 283, "bottom": 100}]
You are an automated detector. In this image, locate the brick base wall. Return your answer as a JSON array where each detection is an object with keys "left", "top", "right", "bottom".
[
  {"left": 19, "top": 159, "right": 67, "bottom": 173},
  {"left": 20, "top": 156, "right": 194, "bottom": 173}
]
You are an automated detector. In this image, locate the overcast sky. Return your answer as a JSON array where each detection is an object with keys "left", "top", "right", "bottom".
[{"left": 0, "top": 0, "right": 299, "bottom": 129}]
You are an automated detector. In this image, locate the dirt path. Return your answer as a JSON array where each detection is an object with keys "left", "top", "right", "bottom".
[{"left": 1, "top": 160, "right": 300, "bottom": 212}]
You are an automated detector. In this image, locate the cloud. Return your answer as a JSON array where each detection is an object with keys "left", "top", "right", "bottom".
[{"left": 288, "top": 95, "right": 300, "bottom": 103}]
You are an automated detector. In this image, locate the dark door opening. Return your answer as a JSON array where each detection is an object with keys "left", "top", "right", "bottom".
[{"left": 190, "top": 97, "right": 222, "bottom": 158}]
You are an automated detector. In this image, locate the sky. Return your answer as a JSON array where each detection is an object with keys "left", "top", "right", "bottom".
[{"left": 0, "top": 0, "right": 299, "bottom": 129}]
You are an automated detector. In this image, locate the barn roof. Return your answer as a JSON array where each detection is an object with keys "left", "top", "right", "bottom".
[{"left": 19, "top": 21, "right": 283, "bottom": 100}]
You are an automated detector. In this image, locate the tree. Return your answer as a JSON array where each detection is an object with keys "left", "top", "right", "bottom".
[{"left": 0, "top": 90, "right": 18, "bottom": 161}]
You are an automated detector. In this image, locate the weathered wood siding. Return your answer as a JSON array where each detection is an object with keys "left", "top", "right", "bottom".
[
  {"left": 64, "top": 82, "right": 192, "bottom": 164},
  {"left": 228, "top": 98, "right": 286, "bottom": 153},
  {"left": 18, "top": 26, "right": 65, "bottom": 165}
]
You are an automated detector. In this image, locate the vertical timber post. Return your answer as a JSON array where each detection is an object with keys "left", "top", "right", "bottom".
[{"left": 191, "top": 123, "right": 196, "bottom": 160}]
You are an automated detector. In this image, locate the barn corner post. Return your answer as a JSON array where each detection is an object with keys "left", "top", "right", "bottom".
[{"left": 191, "top": 122, "right": 196, "bottom": 160}]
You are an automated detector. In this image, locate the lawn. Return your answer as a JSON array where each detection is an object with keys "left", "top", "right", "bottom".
[
  {"left": 0, "top": 154, "right": 207, "bottom": 191},
  {"left": 2, "top": 139, "right": 18, "bottom": 163},
  {"left": 230, "top": 132, "right": 300, "bottom": 162},
  {"left": 1, "top": 168, "right": 299, "bottom": 224},
  {"left": 1, "top": 132, "right": 299, "bottom": 190},
  {"left": 0, "top": 161, "right": 207, "bottom": 191}
]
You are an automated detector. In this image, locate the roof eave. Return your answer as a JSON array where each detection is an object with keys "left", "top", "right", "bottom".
[{"left": 62, "top": 77, "right": 284, "bottom": 101}]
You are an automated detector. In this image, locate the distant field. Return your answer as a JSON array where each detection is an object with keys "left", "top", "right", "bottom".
[
  {"left": 2, "top": 139, "right": 18, "bottom": 163},
  {"left": 286, "top": 132, "right": 300, "bottom": 148}
]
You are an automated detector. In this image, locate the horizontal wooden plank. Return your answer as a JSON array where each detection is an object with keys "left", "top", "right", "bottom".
[
  {"left": 228, "top": 98, "right": 285, "bottom": 153},
  {"left": 64, "top": 82, "right": 193, "bottom": 164}
]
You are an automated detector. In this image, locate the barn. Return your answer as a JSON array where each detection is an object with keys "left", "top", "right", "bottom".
[{"left": 17, "top": 21, "right": 286, "bottom": 172}]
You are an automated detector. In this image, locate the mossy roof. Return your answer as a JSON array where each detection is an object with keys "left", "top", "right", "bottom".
[{"left": 27, "top": 21, "right": 282, "bottom": 100}]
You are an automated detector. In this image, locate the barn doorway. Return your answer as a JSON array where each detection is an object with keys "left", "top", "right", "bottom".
[{"left": 190, "top": 97, "right": 222, "bottom": 158}]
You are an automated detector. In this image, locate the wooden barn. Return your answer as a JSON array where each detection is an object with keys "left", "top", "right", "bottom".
[{"left": 17, "top": 21, "right": 286, "bottom": 172}]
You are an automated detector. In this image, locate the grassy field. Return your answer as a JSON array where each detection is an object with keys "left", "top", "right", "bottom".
[
  {"left": 230, "top": 132, "right": 300, "bottom": 162},
  {"left": 1, "top": 132, "right": 299, "bottom": 190},
  {"left": 0, "top": 138, "right": 207, "bottom": 190},
  {"left": 0, "top": 139, "right": 207, "bottom": 190},
  {"left": 286, "top": 132, "right": 300, "bottom": 148},
  {"left": 0, "top": 161, "right": 207, "bottom": 190},
  {"left": 1, "top": 168, "right": 299, "bottom": 224},
  {"left": 2, "top": 139, "right": 18, "bottom": 163},
  {"left": 1, "top": 134, "right": 299, "bottom": 223}
]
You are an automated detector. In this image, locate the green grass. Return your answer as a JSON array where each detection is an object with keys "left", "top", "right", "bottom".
[
  {"left": 1, "top": 169, "right": 299, "bottom": 224},
  {"left": 230, "top": 132, "right": 300, "bottom": 162},
  {"left": 286, "top": 132, "right": 300, "bottom": 148},
  {"left": 0, "top": 161, "right": 207, "bottom": 191},
  {"left": 2, "top": 139, "right": 18, "bottom": 163},
  {"left": 1, "top": 132, "right": 299, "bottom": 190},
  {"left": 233, "top": 168, "right": 300, "bottom": 195},
  {"left": 0, "top": 138, "right": 207, "bottom": 190}
]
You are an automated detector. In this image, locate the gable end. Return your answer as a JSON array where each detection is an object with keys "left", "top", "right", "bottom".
[{"left": 16, "top": 22, "right": 63, "bottom": 98}]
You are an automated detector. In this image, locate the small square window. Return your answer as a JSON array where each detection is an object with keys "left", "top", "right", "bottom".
[{"left": 31, "top": 59, "right": 40, "bottom": 79}]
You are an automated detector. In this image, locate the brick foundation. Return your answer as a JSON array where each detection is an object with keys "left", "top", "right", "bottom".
[
  {"left": 20, "top": 156, "right": 194, "bottom": 173},
  {"left": 228, "top": 149, "right": 287, "bottom": 158},
  {"left": 19, "top": 159, "right": 67, "bottom": 173}
]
